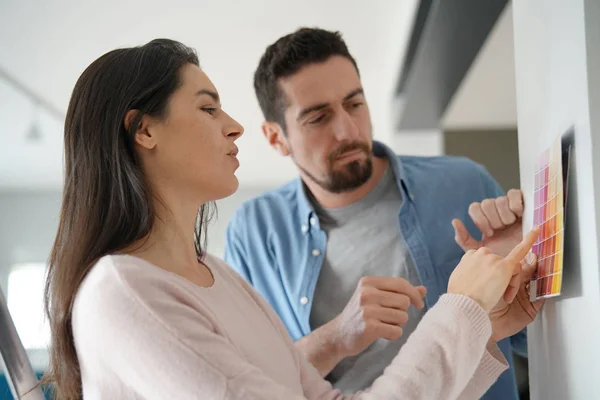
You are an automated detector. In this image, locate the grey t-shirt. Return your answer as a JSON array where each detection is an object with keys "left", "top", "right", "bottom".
[{"left": 309, "top": 164, "right": 425, "bottom": 393}]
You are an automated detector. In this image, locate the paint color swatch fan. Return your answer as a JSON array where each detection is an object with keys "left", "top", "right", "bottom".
[{"left": 530, "top": 135, "right": 571, "bottom": 301}]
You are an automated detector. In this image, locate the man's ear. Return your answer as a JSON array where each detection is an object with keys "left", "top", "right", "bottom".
[
  {"left": 262, "top": 121, "right": 290, "bottom": 157},
  {"left": 124, "top": 110, "right": 157, "bottom": 150}
]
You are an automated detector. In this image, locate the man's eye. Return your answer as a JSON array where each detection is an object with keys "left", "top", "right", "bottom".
[{"left": 309, "top": 115, "right": 326, "bottom": 125}]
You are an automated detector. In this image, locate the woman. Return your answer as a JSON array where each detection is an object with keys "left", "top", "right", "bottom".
[{"left": 43, "top": 38, "right": 541, "bottom": 400}]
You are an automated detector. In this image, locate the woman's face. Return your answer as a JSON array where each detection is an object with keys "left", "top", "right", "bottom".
[{"left": 134, "top": 63, "right": 244, "bottom": 203}]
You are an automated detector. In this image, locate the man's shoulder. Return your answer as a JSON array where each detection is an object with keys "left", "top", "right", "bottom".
[
  {"left": 398, "top": 154, "right": 489, "bottom": 187},
  {"left": 395, "top": 154, "right": 502, "bottom": 209},
  {"left": 399, "top": 154, "right": 485, "bottom": 176}
]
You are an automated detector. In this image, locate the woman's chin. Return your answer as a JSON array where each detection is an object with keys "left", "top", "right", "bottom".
[{"left": 208, "top": 175, "right": 239, "bottom": 201}]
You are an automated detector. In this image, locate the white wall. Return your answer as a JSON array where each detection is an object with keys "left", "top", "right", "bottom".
[
  {"left": 390, "top": 129, "right": 443, "bottom": 156},
  {"left": 513, "top": 0, "right": 600, "bottom": 398}
]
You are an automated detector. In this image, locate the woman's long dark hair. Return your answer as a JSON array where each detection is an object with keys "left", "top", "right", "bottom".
[{"left": 42, "top": 39, "right": 211, "bottom": 400}]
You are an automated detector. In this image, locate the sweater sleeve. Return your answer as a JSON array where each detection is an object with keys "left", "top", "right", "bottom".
[
  {"left": 295, "top": 295, "right": 508, "bottom": 400},
  {"left": 223, "top": 263, "right": 509, "bottom": 400}
]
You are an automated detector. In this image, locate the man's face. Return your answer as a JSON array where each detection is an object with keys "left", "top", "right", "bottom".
[{"left": 278, "top": 56, "right": 374, "bottom": 193}]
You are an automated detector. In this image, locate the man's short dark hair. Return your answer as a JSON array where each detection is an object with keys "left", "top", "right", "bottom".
[{"left": 253, "top": 27, "right": 359, "bottom": 132}]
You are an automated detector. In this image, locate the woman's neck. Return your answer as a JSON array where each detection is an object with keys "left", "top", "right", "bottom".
[{"left": 123, "top": 198, "right": 214, "bottom": 287}]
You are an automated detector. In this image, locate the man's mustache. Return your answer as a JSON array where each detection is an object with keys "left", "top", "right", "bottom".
[{"left": 328, "top": 142, "right": 370, "bottom": 163}]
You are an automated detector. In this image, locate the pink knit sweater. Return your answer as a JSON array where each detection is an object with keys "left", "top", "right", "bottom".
[{"left": 72, "top": 254, "right": 508, "bottom": 399}]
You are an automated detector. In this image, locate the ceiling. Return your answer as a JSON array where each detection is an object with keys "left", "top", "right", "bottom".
[
  {"left": 0, "top": 0, "right": 419, "bottom": 190},
  {"left": 441, "top": 3, "right": 518, "bottom": 131}
]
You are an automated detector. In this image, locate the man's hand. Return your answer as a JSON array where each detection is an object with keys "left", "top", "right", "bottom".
[
  {"left": 332, "top": 276, "right": 426, "bottom": 358},
  {"left": 452, "top": 189, "right": 525, "bottom": 257},
  {"left": 490, "top": 253, "right": 545, "bottom": 342},
  {"left": 295, "top": 276, "right": 426, "bottom": 377}
]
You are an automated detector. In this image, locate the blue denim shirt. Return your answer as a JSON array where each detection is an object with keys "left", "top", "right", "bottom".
[{"left": 224, "top": 141, "right": 526, "bottom": 400}]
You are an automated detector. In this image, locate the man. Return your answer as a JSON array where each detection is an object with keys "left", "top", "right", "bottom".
[{"left": 224, "top": 27, "right": 528, "bottom": 399}]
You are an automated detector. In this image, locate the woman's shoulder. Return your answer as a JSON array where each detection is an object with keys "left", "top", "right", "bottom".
[
  {"left": 79, "top": 254, "right": 169, "bottom": 293},
  {"left": 73, "top": 254, "right": 188, "bottom": 322},
  {"left": 74, "top": 253, "right": 270, "bottom": 321},
  {"left": 76, "top": 254, "right": 245, "bottom": 313}
]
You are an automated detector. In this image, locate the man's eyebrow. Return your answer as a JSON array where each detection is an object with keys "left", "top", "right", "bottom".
[
  {"left": 297, "top": 103, "right": 329, "bottom": 122},
  {"left": 343, "top": 88, "right": 364, "bottom": 101},
  {"left": 296, "top": 88, "right": 364, "bottom": 122}
]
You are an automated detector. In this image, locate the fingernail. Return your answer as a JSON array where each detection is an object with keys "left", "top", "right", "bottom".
[{"left": 526, "top": 252, "right": 537, "bottom": 265}]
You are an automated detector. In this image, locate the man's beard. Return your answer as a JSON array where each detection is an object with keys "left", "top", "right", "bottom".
[{"left": 297, "top": 141, "right": 373, "bottom": 194}]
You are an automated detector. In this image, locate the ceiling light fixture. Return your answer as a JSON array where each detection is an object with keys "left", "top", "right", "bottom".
[{"left": 25, "top": 101, "right": 43, "bottom": 142}]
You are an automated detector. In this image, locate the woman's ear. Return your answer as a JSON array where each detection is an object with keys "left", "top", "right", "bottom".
[{"left": 124, "top": 110, "right": 156, "bottom": 150}]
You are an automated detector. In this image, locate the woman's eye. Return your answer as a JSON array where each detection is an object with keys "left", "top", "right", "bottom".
[{"left": 202, "top": 107, "right": 218, "bottom": 115}]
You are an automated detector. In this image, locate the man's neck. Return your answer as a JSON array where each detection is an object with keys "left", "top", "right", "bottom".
[{"left": 303, "top": 155, "right": 389, "bottom": 209}]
